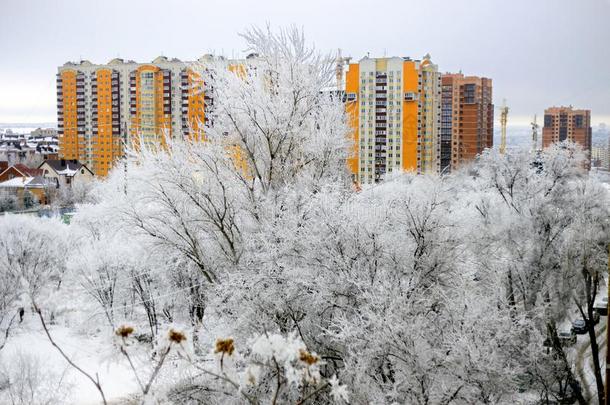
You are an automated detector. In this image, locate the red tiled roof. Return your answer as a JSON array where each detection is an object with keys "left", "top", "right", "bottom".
[{"left": 13, "top": 164, "right": 43, "bottom": 177}]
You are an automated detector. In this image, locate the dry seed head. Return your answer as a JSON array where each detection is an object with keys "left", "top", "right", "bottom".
[
  {"left": 299, "top": 349, "right": 319, "bottom": 366},
  {"left": 168, "top": 329, "right": 187, "bottom": 344},
  {"left": 115, "top": 325, "right": 134, "bottom": 338},
  {"left": 215, "top": 338, "right": 235, "bottom": 356}
]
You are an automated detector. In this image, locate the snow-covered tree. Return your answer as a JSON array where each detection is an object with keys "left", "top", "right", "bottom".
[{"left": 1, "top": 26, "right": 609, "bottom": 405}]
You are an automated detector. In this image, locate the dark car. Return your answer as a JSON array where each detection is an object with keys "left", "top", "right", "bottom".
[{"left": 572, "top": 319, "right": 587, "bottom": 334}]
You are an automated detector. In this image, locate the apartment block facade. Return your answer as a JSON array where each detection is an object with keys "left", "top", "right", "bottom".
[
  {"left": 440, "top": 74, "right": 493, "bottom": 173},
  {"left": 591, "top": 143, "right": 610, "bottom": 170},
  {"left": 56, "top": 56, "right": 211, "bottom": 176},
  {"left": 345, "top": 55, "right": 441, "bottom": 184},
  {"left": 542, "top": 106, "right": 592, "bottom": 151},
  {"left": 542, "top": 107, "right": 592, "bottom": 170}
]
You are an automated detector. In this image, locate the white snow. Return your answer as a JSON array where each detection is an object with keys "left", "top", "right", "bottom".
[
  {"left": 0, "top": 176, "right": 34, "bottom": 187},
  {"left": 56, "top": 165, "right": 79, "bottom": 177},
  {"left": 3, "top": 317, "right": 138, "bottom": 404}
]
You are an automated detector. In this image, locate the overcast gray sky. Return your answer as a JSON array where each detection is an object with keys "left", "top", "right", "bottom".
[{"left": 1, "top": 0, "right": 609, "bottom": 125}]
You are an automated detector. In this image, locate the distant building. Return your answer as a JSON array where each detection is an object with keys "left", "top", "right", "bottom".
[
  {"left": 344, "top": 54, "right": 442, "bottom": 184},
  {"left": 0, "top": 159, "right": 93, "bottom": 210},
  {"left": 542, "top": 106, "right": 592, "bottom": 166},
  {"left": 39, "top": 159, "right": 94, "bottom": 188},
  {"left": 0, "top": 176, "right": 54, "bottom": 208},
  {"left": 0, "top": 163, "right": 43, "bottom": 183},
  {"left": 591, "top": 143, "right": 610, "bottom": 170},
  {"left": 440, "top": 73, "right": 493, "bottom": 173},
  {"left": 0, "top": 128, "right": 58, "bottom": 165},
  {"left": 30, "top": 128, "right": 58, "bottom": 138},
  {"left": 56, "top": 56, "right": 255, "bottom": 176}
]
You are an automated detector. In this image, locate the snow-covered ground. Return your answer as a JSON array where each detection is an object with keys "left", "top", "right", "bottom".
[{"left": 2, "top": 315, "right": 137, "bottom": 404}]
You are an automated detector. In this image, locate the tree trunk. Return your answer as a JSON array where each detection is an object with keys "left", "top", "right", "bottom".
[
  {"left": 583, "top": 270, "right": 604, "bottom": 404},
  {"left": 507, "top": 268, "right": 516, "bottom": 317},
  {"left": 587, "top": 304, "right": 604, "bottom": 405}
]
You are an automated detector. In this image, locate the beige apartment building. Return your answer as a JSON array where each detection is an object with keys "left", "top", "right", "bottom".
[{"left": 345, "top": 55, "right": 442, "bottom": 184}]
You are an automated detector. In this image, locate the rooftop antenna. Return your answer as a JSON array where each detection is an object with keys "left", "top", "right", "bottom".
[{"left": 499, "top": 99, "right": 509, "bottom": 155}]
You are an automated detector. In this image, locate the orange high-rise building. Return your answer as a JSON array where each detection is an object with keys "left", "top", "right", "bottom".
[
  {"left": 440, "top": 73, "right": 493, "bottom": 172},
  {"left": 57, "top": 57, "right": 211, "bottom": 176},
  {"left": 345, "top": 55, "right": 441, "bottom": 184}
]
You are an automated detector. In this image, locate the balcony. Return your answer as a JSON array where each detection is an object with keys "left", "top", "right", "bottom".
[{"left": 343, "top": 92, "right": 357, "bottom": 103}]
